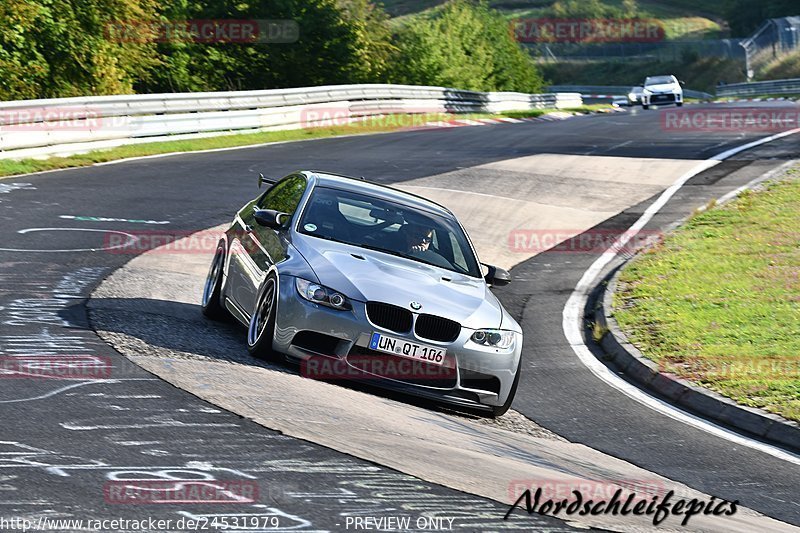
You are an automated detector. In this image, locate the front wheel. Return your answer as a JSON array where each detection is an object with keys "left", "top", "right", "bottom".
[
  {"left": 247, "top": 273, "right": 279, "bottom": 360},
  {"left": 676, "top": 102, "right": 683, "bottom": 107},
  {"left": 202, "top": 242, "right": 228, "bottom": 320},
  {"left": 642, "top": 104, "right": 650, "bottom": 110}
]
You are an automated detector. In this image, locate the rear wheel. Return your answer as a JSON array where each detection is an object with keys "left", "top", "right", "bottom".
[
  {"left": 247, "top": 273, "right": 279, "bottom": 360},
  {"left": 490, "top": 358, "right": 522, "bottom": 418},
  {"left": 202, "top": 242, "right": 227, "bottom": 320}
]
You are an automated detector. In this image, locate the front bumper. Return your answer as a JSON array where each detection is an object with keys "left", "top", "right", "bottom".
[
  {"left": 643, "top": 92, "right": 682, "bottom": 105},
  {"left": 272, "top": 275, "right": 522, "bottom": 409}
]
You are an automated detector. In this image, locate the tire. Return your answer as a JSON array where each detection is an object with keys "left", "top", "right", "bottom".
[
  {"left": 247, "top": 273, "right": 279, "bottom": 360},
  {"left": 490, "top": 358, "right": 522, "bottom": 418},
  {"left": 201, "top": 241, "right": 228, "bottom": 320},
  {"left": 642, "top": 104, "right": 650, "bottom": 110},
  {"left": 676, "top": 102, "right": 683, "bottom": 107}
]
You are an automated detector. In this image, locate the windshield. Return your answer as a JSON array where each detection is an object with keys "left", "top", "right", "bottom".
[
  {"left": 644, "top": 76, "right": 674, "bottom": 86},
  {"left": 298, "top": 186, "right": 482, "bottom": 277}
]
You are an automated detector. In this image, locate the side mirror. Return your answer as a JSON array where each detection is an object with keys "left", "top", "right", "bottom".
[
  {"left": 254, "top": 208, "right": 290, "bottom": 229},
  {"left": 484, "top": 264, "right": 511, "bottom": 286},
  {"left": 679, "top": 80, "right": 686, "bottom": 86}
]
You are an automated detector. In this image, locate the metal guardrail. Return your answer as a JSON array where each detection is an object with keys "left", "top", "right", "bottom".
[
  {"left": 548, "top": 85, "right": 713, "bottom": 100},
  {"left": 716, "top": 78, "right": 800, "bottom": 97},
  {"left": 0, "top": 84, "right": 582, "bottom": 160}
]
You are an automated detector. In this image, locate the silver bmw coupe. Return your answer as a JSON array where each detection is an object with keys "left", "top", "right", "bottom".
[{"left": 202, "top": 170, "right": 522, "bottom": 416}]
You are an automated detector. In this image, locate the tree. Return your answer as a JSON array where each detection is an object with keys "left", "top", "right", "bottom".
[
  {"left": 390, "top": 0, "right": 544, "bottom": 93},
  {"left": 0, "top": 0, "right": 159, "bottom": 100},
  {"left": 139, "top": 0, "right": 395, "bottom": 93},
  {"left": 726, "top": 0, "right": 798, "bottom": 37}
]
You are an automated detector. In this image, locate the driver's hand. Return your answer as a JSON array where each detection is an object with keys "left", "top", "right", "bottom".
[{"left": 411, "top": 242, "right": 430, "bottom": 252}]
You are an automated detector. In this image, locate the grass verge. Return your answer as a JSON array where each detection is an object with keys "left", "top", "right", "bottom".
[
  {"left": 613, "top": 169, "right": 800, "bottom": 422},
  {"left": 0, "top": 108, "right": 611, "bottom": 179},
  {"left": 714, "top": 93, "right": 800, "bottom": 101}
]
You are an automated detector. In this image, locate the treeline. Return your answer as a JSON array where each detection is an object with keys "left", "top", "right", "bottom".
[
  {"left": 724, "top": 0, "right": 798, "bottom": 37},
  {"left": 0, "top": 0, "right": 543, "bottom": 101}
]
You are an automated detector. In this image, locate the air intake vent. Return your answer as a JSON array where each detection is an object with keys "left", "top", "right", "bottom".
[
  {"left": 415, "top": 314, "right": 461, "bottom": 342},
  {"left": 366, "top": 302, "right": 412, "bottom": 333}
]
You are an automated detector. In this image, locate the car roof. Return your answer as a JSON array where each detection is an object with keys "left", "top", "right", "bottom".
[{"left": 304, "top": 170, "right": 455, "bottom": 218}]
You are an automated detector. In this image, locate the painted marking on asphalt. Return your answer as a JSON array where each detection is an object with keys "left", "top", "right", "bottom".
[
  {"left": 0, "top": 183, "right": 35, "bottom": 192},
  {"left": 563, "top": 127, "right": 800, "bottom": 465},
  {"left": 60, "top": 419, "right": 240, "bottom": 431},
  {"left": 3, "top": 298, "right": 70, "bottom": 327},
  {"left": 0, "top": 379, "right": 158, "bottom": 404},
  {"left": 53, "top": 266, "right": 109, "bottom": 299},
  {"left": 0, "top": 228, "right": 137, "bottom": 253},
  {"left": 0, "top": 381, "right": 109, "bottom": 404},
  {"left": 0, "top": 330, "right": 92, "bottom": 355},
  {"left": 59, "top": 215, "right": 170, "bottom": 225}
]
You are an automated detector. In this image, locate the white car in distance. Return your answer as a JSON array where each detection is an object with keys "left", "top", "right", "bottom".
[{"left": 641, "top": 75, "right": 683, "bottom": 109}]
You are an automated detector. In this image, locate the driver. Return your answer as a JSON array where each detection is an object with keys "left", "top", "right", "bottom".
[{"left": 404, "top": 225, "right": 433, "bottom": 253}]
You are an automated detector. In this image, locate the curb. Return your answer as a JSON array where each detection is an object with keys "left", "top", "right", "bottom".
[{"left": 589, "top": 171, "right": 800, "bottom": 453}]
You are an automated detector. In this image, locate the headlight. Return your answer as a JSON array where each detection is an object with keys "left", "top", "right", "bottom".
[
  {"left": 628, "top": 93, "right": 636, "bottom": 99},
  {"left": 295, "top": 278, "right": 351, "bottom": 310},
  {"left": 468, "top": 329, "right": 515, "bottom": 349}
]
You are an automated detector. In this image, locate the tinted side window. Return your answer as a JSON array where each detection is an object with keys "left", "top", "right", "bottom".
[{"left": 258, "top": 176, "right": 307, "bottom": 214}]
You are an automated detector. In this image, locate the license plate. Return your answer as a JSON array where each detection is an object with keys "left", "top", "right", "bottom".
[{"left": 369, "top": 333, "right": 446, "bottom": 365}]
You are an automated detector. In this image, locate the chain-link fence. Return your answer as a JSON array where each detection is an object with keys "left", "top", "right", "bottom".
[
  {"left": 741, "top": 17, "right": 800, "bottom": 79},
  {"left": 527, "top": 39, "right": 746, "bottom": 62},
  {"left": 524, "top": 16, "right": 800, "bottom": 81}
]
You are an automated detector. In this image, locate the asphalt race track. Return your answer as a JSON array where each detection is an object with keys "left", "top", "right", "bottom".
[{"left": 1, "top": 102, "right": 799, "bottom": 531}]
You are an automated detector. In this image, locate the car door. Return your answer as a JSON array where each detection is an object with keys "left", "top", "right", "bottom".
[{"left": 227, "top": 175, "right": 308, "bottom": 315}]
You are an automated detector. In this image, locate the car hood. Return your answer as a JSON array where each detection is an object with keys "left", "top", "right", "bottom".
[
  {"left": 645, "top": 83, "right": 679, "bottom": 93},
  {"left": 291, "top": 234, "right": 504, "bottom": 329}
]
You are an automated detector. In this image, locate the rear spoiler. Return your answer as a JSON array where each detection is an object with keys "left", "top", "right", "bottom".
[{"left": 258, "top": 173, "right": 277, "bottom": 188}]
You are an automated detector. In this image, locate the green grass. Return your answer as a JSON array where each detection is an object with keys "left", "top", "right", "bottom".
[
  {"left": 613, "top": 171, "right": 800, "bottom": 421},
  {"left": 497, "top": 104, "right": 616, "bottom": 119},
  {"left": 715, "top": 93, "right": 800, "bottom": 101},
  {"left": 759, "top": 51, "right": 800, "bottom": 81},
  {"left": 386, "top": 0, "right": 725, "bottom": 40},
  {"left": 567, "top": 103, "right": 619, "bottom": 112},
  {"left": 0, "top": 108, "right": 610, "bottom": 179}
]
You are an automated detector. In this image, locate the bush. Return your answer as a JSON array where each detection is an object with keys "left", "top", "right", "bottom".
[
  {"left": 0, "top": 0, "right": 160, "bottom": 100},
  {"left": 389, "top": 0, "right": 544, "bottom": 92},
  {"left": 725, "top": 0, "right": 798, "bottom": 37},
  {"left": 139, "top": 0, "right": 394, "bottom": 93}
]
